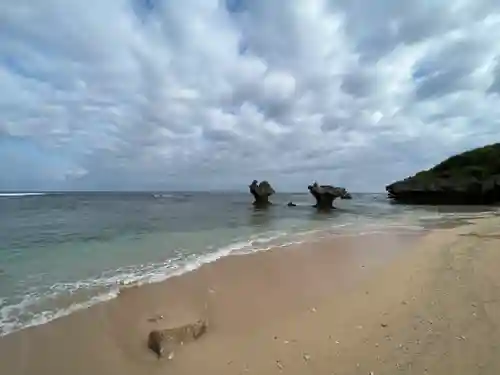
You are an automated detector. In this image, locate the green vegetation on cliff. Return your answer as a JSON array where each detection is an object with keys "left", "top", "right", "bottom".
[{"left": 414, "top": 143, "right": 500, "bottom": 181}]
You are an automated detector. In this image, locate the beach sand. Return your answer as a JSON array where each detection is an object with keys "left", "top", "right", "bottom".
[{"left": 2, "top": 216, "right": 500, "bottom": 374}]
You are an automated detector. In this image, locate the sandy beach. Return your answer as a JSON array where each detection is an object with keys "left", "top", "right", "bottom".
[{"left": 2, "top": 215, "right": 500, "bottom": 374}]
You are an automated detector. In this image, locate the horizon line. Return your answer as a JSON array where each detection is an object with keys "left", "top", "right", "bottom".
[{"left": 0, "top": 189, "right": 386, "bottom": 194}]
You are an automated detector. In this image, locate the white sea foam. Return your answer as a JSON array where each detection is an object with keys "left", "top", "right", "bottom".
[
  {"left": 0, "top": 217, "right": 436, "bottom": 337},
  {"left": 419, "top": 210, "right": 498, "bottom": 221},
  {"left": 0, "top": 192, "right": 46, "bottom": 197},
  {"left": 0, "top": 229, "right": 299, "bottom": 336},
  {"left": 152, "top": 193, "right": 175, "bottom": 198},
  {"left": 0, "top": 291, "right": 119, "bottom": 336}
]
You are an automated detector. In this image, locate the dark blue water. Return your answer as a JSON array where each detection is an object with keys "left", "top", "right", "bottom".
[{"left": 0, "top": 191, "right": 497, "bottom": 336}]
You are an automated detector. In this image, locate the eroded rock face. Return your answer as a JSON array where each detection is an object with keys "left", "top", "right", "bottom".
[
  {"left": 308, "top": 182, "right": 351, "bottom": 210},
  {"left": 147, "top": 318, "right": 208, "bottom": 359},
  {"left": 249, "top": 180, "right": 275, "bottom": 207},
  {"left": 386, "top": 175, "right": 500, "bottom": 204}
]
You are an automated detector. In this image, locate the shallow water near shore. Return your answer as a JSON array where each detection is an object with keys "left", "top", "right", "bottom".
[{"left": 0, "top": 191, "right": 498, "bottom": 336}]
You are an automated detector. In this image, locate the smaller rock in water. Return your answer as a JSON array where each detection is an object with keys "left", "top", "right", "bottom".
[{"left": 287, "top": 201, "right": 297, "bottom": 207}]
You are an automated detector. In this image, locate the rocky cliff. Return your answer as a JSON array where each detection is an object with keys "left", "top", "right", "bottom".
[{"left": 386, "top": 143, "right": 500, "bottom": 204}]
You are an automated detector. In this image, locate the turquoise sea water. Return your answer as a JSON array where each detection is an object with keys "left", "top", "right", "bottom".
[{"left": 0, "top": 191, "right": 497, "bottom": 336}]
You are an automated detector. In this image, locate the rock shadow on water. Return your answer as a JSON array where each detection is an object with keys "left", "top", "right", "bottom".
[
  {"left": 308, "top": 207, "right": 345, "bottom": 222},
  {"left": 247, "top": 206, "right": 273, "bottom": 227}
]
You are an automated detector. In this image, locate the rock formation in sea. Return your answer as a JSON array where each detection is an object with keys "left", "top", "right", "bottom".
[
  {"left": 342, "top": 192, "right": 353, "bottom": 200},
  {"left": 386, "top": 143, "right": 500, "bottom": 204},
  {"left": 249, "top": 180, "right": 275, "bottom": 207},
  {"left": 308, "top": 182, "right": 351, "bottom": 210}
]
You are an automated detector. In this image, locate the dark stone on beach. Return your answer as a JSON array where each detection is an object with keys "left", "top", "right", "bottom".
[
  {"left": 249, "top": 180, "right": 275, "bottom": 208},
  {"left": 147, "top": 314, "right": 164, "bottom": 322},
  {"left": 308, "top": 182, "right": 351, "bottom": 210},
  {"left": 147, "top": 319, "right": 208, "bottom": 359},
  {"left": 386, "top": 143, "right": 500, "bottom": 205},
  {"left": 287, "top": 201, "right": 297, "bottom": 207}
]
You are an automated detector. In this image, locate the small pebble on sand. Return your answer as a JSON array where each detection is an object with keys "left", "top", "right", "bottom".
[{"left": 276, "top": 360, "right": 284, "bottom": 370}]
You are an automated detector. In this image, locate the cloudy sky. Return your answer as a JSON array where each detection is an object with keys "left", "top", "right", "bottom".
[{"left": 1, "top": 0, "right": 500, "bottom": 192}]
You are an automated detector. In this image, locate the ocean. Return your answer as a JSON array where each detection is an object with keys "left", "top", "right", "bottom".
[{"left": 0, "top": 191, "right": 497, "bottom": 336}]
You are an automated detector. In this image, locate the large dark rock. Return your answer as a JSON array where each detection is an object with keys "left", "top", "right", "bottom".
[
  {"left": 386, "top": 143, "right": 500, "bottom": 205},
  {"left": 249, "top": 180, "right": 275, "bottom": 207},
  {"left": 308, "top": 182, "right": 351, "bottom": 210}
]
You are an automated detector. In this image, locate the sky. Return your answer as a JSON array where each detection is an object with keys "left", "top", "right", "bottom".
[{"left": 1, "top": 0, "right": 500, "bottom": 192}]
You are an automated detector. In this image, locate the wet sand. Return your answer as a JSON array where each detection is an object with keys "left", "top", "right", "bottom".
[{"left": 2, "top": 217, "right": 500, "bottom": 374}]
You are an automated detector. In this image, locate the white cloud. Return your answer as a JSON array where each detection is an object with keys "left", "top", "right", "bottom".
[{"left": 1, "top": 0, "right": 500, "bottom": 191}]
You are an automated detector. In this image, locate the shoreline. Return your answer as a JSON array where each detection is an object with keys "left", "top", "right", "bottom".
[
  {"left": 2, "top": 215, "right": 500, "bottom": 374},
  {"left": 2, "top": 191, "right": 498, "bottom": 339},
  {"left": 0, "top": 222, "right": 426, "bottom": 338}
]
